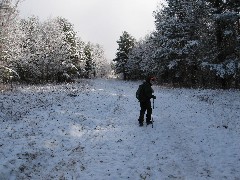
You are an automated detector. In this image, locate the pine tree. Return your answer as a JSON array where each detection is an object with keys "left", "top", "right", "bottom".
[
  {"left": 126, "top": 34, "right": 157, "bottom": 80},
  {"left": 57, "top": 17, "right": 77, "bottom": 60},
  {"left": 0, "top": 0, "right": 20, "bottom": 67},
  {"left": 0, "top": 0, "right": 23, "bottom": 83},
  {"left": 84, "top": 42, "right": 94, "bottom": 78},
  {"left": 200, "top": 0, "right": 240, "bottom": 88},
  {"left": 153, "top": 0, "right": 210, "bottom": 86},
  {"left": 113, "top": 31, "right": 135, "bottom": 80}
]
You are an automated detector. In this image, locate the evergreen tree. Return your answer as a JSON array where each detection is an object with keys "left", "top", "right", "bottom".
[
  {"left": 153, "top": 0, "right": 211, "bottom": 86},
  {"left": 57, "top": 17, "right": 77, "bottom": 60},
  {"left": 123, "top": 0, "right": 239, "bottom": 88},
  {"left": 74, "top": 37, "right": 86, "bottom": 77},
  {"left": 0, "top": 0, "right": 21, "bottom": 81},
  {"left": 126, "top": 34, "right": 157, "bottom": 80},
  {"left": 126, "top": 40, "right": 145, "bottom": 80},
  {"left": 200, "top": 0, "right": 240, "bottom": 88},
  {"left": 0, "top": 0, "right": 19, "bottom": 66},
  {"left": 206, "top": 0, "right": 239, "bottom": 62},
  {"left": 113, "top": 31, "right": 135, "bottom": 80},
  {"left": 84, "top": 42, "right": 94, "bottom": 78}
]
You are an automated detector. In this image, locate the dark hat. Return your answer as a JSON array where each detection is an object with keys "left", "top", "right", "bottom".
[{"left": 146, "top": 75, "right": 156, "bottom": 82}]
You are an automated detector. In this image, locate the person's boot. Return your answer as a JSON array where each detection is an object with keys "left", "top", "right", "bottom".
[
  {"left": 146, "top": 117, "right": 152, "bottom": 125},
  {"left": 146, "top": 121, "right": 152, "bottom": 125},
  {"left": 138, "top": 119, "right": 144, "bottom": 127}
]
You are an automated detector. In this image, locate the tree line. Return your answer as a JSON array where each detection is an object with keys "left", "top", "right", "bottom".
[
  {"left": 0, "top": 0, "right": 110, "bottom": 84},
  {"left": 114, "top": 0, "right": 240, "bottom": 89}
]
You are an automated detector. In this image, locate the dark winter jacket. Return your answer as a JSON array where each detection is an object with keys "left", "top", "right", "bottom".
[{"left": 141, "top": 81, "right": 154, "bottom": 102}]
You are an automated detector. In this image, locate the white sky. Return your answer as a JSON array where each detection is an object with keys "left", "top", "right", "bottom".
[{"left": 18, "top": 0, "right": 164, "bottom": 61}]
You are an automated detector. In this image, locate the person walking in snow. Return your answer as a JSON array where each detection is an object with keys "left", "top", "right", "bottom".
[{"left": 136, "top": 75, "right": 156, "bottom": 126}]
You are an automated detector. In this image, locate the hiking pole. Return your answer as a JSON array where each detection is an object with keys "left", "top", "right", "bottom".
[{"left": 152, "top": 98, "right": 154, "bottom": 128}]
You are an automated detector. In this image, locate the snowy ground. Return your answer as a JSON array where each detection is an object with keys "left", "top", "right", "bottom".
[{"left": 0, "top": 78, "right": 240, "bottom": 180}]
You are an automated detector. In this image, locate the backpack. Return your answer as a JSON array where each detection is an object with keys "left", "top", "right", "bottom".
[{"left": 136, "top": 84, "right": 144, "bottom": 101}]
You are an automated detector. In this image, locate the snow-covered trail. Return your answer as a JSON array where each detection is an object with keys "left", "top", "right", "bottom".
[
  {"left": 154, "top": 87, "right": 240, "bottom": 179},
  {"left": 0, "top": 79, "right": 240, "bottom": 179}
]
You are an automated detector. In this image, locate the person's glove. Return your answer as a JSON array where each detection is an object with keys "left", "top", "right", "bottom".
[{"left": 152, "top": 95, "right": 156, "bottom": 99}]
